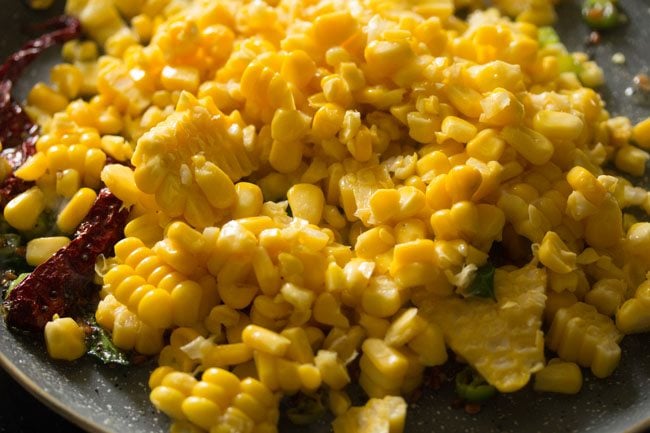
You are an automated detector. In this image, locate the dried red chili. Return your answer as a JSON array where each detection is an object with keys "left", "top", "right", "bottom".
[
  {"left": 0, "top": 15, "right": 81, "bottom": 204},
  {"left": 4, "top": 189, "right": 129, "bottom": 331}
]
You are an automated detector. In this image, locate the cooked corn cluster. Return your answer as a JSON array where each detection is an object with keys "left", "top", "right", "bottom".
[{"left": 17, "top": 0, "right": 650, "bottom": 431}]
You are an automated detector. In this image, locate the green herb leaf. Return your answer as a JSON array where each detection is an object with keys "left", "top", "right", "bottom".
[
  {"left": 85, "top": 317, "right": 130, "bottom": 366},
  {"left": 466, "top": 263, "right": 496, "bottom": 299}
]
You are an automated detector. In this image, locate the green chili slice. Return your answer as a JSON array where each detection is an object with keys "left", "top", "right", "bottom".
[
  {"left": 582, "top": 0, "right": 621, "bottom": 30},
  {"left": 455, "top": 367, "right": 497, "bottom": 402}
]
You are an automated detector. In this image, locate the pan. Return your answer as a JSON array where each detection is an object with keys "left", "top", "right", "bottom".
[{"left": 0, "top": 1, "right": 649, "bottom": 432}]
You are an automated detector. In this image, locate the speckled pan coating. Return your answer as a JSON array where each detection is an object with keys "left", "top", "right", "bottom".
[{"left": 1, "top": 1, "right": 650, "bottom": 432}]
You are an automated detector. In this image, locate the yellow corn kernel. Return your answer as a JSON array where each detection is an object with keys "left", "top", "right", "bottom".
[
  {"left": 584, "top": 279, "right": 626, "bottom": 317},
  {"left": 547, "top": 302, "right": 621, "bottom": 378},
  {"left": 161, "top": 66, "right": 200, "bottom": 93},
  {"left": 240, "top": 378, "right": 275, "bottom": 409},
  {"left": 4, "top": 187, "right": 46, "bottom": 231},
  {"left": 14, "top": 152, "right": 48, "bottom": 181},
  {"left": 313, "top": 292, "right": 350, "bottom": 328},
  {"left": 362, "top": 276, "right": 403, "bottom": 318},
  {"left": 131, "top": 14, "right": 153, "bottom": 41},
  {"left": 615, "top": 145, "right": 649, "bottom": 177},
  {"left": 444, "top": 84, "right": 482, "bottom": 118},
  {"left": 25, "top": 236, "right": 71, "bottom": 266},
  {"left": 138, "top": 288, "right": 174, "bottom": 329},
  {"left": 287, "top": 183, "right": 325, "bottom": 224},
  {"left": 314, "top": 11, "right": 358, "bottom": 46},
  {"left": 533, "top": 359, "right": 582, "bottom": 394},
  {"left": 101, "top": 135, "right": 133, "bottom": 162},
  {"left": 361, "top": 338, "right": 408, "bottom": 378},
  {"left": 358, "top": 313, "right": 390, "bottom": 339},
  {"left": 384, "top": 308, "right": 426, "bottom": 347},
  {"left": 50, "top": 63, "right": 83, "bottom": 100},
  {"left": 204, "top": 343, "right": 254, "bottom": 369},
  {"left": 253, "top": 351, "right": 279, "bottom": 391},
  {"left": 44, "top": 316, "right": 86, "bottom": 361},
  {"left": 181, "top": 396, "right": 221, "bottom": 430},
  {"left": 329, "top": 389, "right": 351, "bottom": 417},
  {"left": 232, "top": 182, "right": 263, "bottom": 220},
  {"left": 538, "top": 231, "right": 577, "bottom": 274},
  {"left": 501, "top": 125, "right": 554, "bottom": 165},
  {"left": 170, "top": 280, "right": 202, "bottom": 326},
  {"left": 355, "top": 226, "right": 395, "bottom": 260},
  {"left": 440, "top": 116, "right": 477, "bottom": 143},
  {"left": 466, "top": 129, "right": 506, "bottom": 162},
  {"left": 232, "top": 392, "right": 267, "bottom": 424},
  {"left": 314, "top": 350, "right": 350, "bottom": 390},
  {"left": 202, "top": 368, "right": 241, "bottom": 400},
  {"left": 566, "top": 166, "right": 606, "bottom": 206},
  {"left": 632, "top": 117, "right": 650, "bottom": 149},
  {"left": 408, "top": 322, "right": 448, "bottom": 366},
  {"left": 27, "top": 82, "right": 68, "bottom": 114},
  {"left": 444, "top": 165, "right": 482, "bottom": 202},
  {"left": 533, "top": 110, "right": 584, "bottom": 141},
  {"left": 616, "top": 280, "right": 650, "bottom": 334},
  {"left": 242, "top": 324, "right": 291, "bottom": 357},
  {"left": 56, "top": 187, "right": 97, "bottom": 234},
  {"left": 151, "top": 386, "right": 187, "bottom": 420},
  {"left": 281, "top": 327, "right": 314, "bottom": 364}
]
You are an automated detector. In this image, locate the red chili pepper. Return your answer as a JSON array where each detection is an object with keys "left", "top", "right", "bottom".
[
  {"left": 4, "top": 189, "right": 129, "bottom": 331},
  {"left": 0, "top": 15, "right": 81, "bottom": 205}
]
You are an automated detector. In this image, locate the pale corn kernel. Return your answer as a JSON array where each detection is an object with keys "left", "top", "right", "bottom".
[
  {"left": 101, "top": 135, "right": 133, "bottom": 162},
  {"left": 501, "top": 125, "right": 554, "bottom": 165},
  {"left": 440, "top": 116, "right": 477, "bottom": 143},
  {"left": 26, "top": 236, "right": 71, "bottom": 266},
  {"left": 314, "top": 350, "right": 350, "bottom": 390},
  {"left": 538, "top": 231, "right": 577, "bottom": 274},
  {"left": 44, "top": 316, "right": 86, "bottom": 361}
]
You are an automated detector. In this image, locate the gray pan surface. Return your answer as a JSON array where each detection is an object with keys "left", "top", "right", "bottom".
[{"left": 0, "top": 1, "right": 649, "bottom": 432}]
